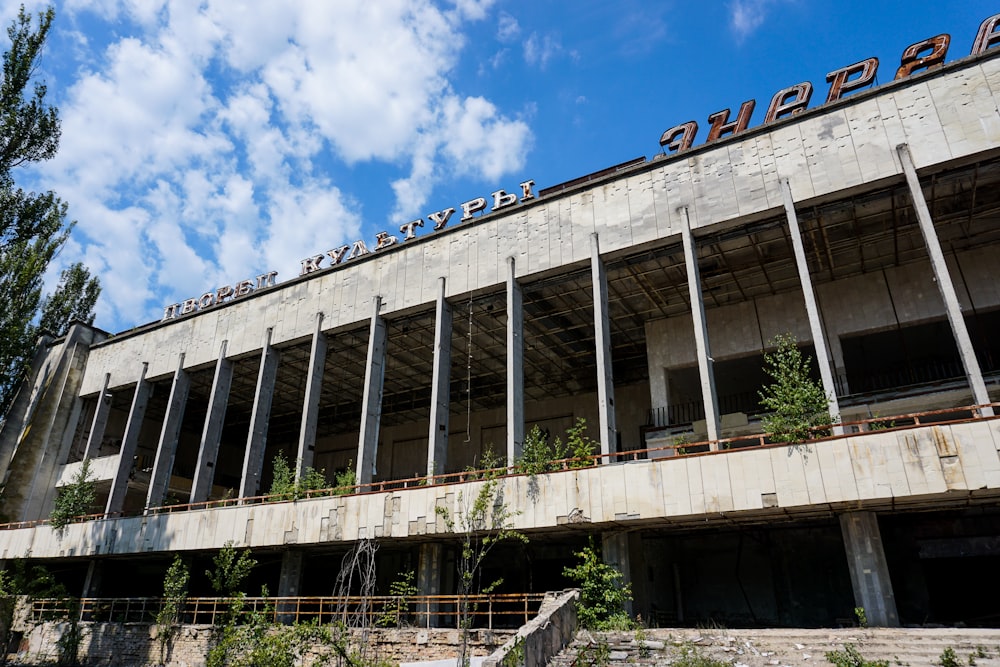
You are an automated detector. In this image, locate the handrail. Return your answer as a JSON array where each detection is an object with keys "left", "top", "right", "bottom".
[
  {"left": 28, "top": 593, "right": 547, "bottom": 629},
  {"left": 3, "top": 401, "right": 997, "bottom": 532}
]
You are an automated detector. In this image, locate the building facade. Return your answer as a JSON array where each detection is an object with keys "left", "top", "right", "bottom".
[{"left": 2, "top": 15, "right": 1000, "bottom": 629}]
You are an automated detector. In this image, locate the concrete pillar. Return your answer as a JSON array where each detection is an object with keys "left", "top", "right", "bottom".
[
  {"left": 839, "top": 511, "right": 899, "bottom": 627},
  {"left": 297, "top": 314, "right": 327, "bottom": 480},
  {"left": 417, "top": 542, "right": 443, "bottom": 627},
  {"left": 0, "top": 333, "right": 55, "bottom": 483},
  {"left": 506, "top": 257, "right": 525, "bottom": 465},
  {"left": 82, "top": 373, "right": 112, "bottom": 460},
  {"left": 277, "top": 550, "right": 305, "bottom": 623},
  {"left": 591, "top": 234, "right": 617, "bottom": 459},
  {"left": 240, "top": 329, "right": 280, "bottom": 499},
  {"left": 81, "top": 560, "right": 103, "bottom": 598},
  {"left": 105, "top": 363, "right": 152, "bottom": 516},
  {"left": 357, "top": 297, "right": 386, "bottom": 486},
  {"left": 146, "top": 354, "right": 190, "bottom": 511},
  {"left": 190, "top": 341, "right": 233, "bottom": 504},
  {"left": 3, "top": 324, "right": 98, "bottom": 522},
  {"left": 427, "top": 279, "right": 452, "bottom": 478},
  {"left": 897, "top": 144, "right": 993, "bottom": 417},
  {"left": 781, "top": 178, "right": 845, "bottom": 435},
  {"left": 601, "top": 532, "right": 648, "bottom": 618},
  {"left": 679, "top": 206, "right": 721, "bottom": 445}
]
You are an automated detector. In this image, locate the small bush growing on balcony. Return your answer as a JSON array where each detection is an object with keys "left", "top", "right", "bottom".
[
  {"left": 267, "top": 453, "right": 331, "bottom": 501},
  {"left": 50, "top": 458, "right": 96, "bottom": 533},
  {"left": 758, "top": 334, "right": 836, "bottom": 444}
]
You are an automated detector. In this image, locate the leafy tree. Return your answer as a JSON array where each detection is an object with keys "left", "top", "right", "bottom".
[
  {"left": 207, "top": 541, "right": 256, "bottom": 600},
  {"left": 0, "top": 6, "right": 101, "bottom": 418},
  {"left": 435, "top": 470, "right": 526, "bottom": 667},
  {"left": 758, "top": 333, "right": 835, "bottom": 444},
  {"left": 266, "top": 452, "right": 336, "bottom": 501},
  {"left": 563, "top": 538, "right": 634, "bottom": 630},
  {"left": 156, "top": 554, "right": 190, "bottom": 663},
  {"left": 49, "top": 458, "right": 96, "bottom": 533}
]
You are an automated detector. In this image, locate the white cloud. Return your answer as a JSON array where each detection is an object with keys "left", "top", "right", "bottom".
[
  {"left": 729, "top": 0, "right": 791, "bottom": 40},
  {"left": 497, "top": 12, "right": 520, "bottom": 42},
  {"left": 523, "top": 31, "right": 562, "bottom": 69},
  {"left": 21, "top": 0, "right": 532, "bottom": 329}
]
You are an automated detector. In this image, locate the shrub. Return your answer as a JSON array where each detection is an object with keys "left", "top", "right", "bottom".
[
  {"left": 563, "top": 539, "right": 633, "bottom": 630},
  {"left": 759, "top": 333, "right": 836, "bottom": 443},
  {"left": 50, "top": 458, "right": 96, "bottom": 532}
]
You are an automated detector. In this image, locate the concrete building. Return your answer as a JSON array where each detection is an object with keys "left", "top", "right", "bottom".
[{"left": 2, "top": 14, "right": 1000, "bottom": 629}]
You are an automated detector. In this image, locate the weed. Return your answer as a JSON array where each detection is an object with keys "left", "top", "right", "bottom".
[
  {"left": 825, "top": 643, "right": 889, "bottom": 667},
  {"left": 940, "top": 647, "right": 961, "bottom": 667}
]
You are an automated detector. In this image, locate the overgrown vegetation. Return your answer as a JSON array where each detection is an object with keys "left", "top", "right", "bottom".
[
  {"left": 939, "top": 647, "right": 961, "bottom": 667},
  {"left": 436, "top": 466, "right": 526, "bottom": 666},
  {"left": 562, "top": 539, "right": 634, "bottom": 631},
  {"left": 515, "top": 418, "right": 598, "bottom": 474},
  {"left": 49, "top": 458, "right": 96, "bottom": 533},
  {"left": 0, "top": 561, "right": 79, "bottom": 666},
  {"left": 155, "top": 554, "right": 189, "bottom": 663},
  {"left": 268, "top": 454, "right": 356, "bottom": 501},
  {"left": 825, "top": 644, "right": 890, "bottom": 667},
  {"left": 759, "top": 333, "right": 836, "bottom": 444},
  {"left": 669, "top": 642, "right": 731, "bottom": 667},
  {"left": 377, "top": 570, "right": 417, "bottom": 627}
]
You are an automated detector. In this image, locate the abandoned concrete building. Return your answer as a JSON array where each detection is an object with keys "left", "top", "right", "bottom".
[{"left": 2, "top": 14, "right": 1000, "bottom": 632}]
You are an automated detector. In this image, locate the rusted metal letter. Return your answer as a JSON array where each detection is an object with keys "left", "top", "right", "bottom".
[
  {"left": 706, "top": 100, "right": 756, "bottom": 142},
  {"left": 972, "top": 13, "right": 1000, "bottom": 55},
  {"left": 825, "top": 58, "right": 879, "bottom": 103},
  {"left": 895, "top": 34, "right": 950, "bottom": 79},
  {"left": 764, "top": 83, "right": 812, "bottom": 123},
  {"left": 659, "top": 121, "right": 698, "bottom": 153}
]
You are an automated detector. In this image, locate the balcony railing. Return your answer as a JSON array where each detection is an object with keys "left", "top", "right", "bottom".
[
  {"left": 28, "top": 593, "right": 546, "bottom": 629},
  {"left": 0, "top": 402, "right": 996, "bottom": 533}
]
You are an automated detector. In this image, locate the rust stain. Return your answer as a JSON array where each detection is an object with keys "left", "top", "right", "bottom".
[{"left": 931, "top": 426, "right": 957, "bottom": 457}]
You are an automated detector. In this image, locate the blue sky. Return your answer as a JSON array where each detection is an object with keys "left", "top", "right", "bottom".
[{"left": 6, "top": 0, "right": 995, "bottom": 332}]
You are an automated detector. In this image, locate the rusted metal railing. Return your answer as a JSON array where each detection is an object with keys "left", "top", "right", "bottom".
[
  {"left": 2, "top": 402, "right": 996, "bottom": 532},
  {"left": 28, "top": 593, "right": 546, "bottom": 629}
]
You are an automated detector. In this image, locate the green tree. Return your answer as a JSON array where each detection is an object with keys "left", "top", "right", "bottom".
[
  {"left": 49, "top": 458, "right": 96, "bottom": 534},
  {"left": 0, "top": 6, "right": 101, "bottom": 418},
  {"left": 156, "top": 554, "right": 190, "bottom": 663},
  {"left": 563, "top": 539, "right": 634, "bottom": 630},
  {"left": 435, "top": 471, "right": 526, "bottom": 667},
  {"left": 758, "top": 333, "right": 835, "bottom": 444}
]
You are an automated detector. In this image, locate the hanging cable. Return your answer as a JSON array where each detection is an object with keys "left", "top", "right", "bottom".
[{"left": 465, "top": 297, "right": 474, "bottom": 443}]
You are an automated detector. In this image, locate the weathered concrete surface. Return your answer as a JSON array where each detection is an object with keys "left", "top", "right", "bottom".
[
  {"left": 77, "top": 54, "right": 1000, "bottom": 397},
  {"left": 483, "top": 589, "right": 578, "bottom": 667},
  {"left": 550, "top": 628, "right": 1000, "bottom": 667},
  {"left": 0, "top": 419, "right": 996, "bottom": 559}
]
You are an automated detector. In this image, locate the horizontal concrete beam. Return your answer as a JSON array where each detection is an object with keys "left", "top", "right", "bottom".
[{"left": 5, "top": 419, "right": 999, "bottom": 559}]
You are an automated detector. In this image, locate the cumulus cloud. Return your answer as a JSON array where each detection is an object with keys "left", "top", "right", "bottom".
[
  {"left": 19, "top": 0, "right": 532, "bottom": 329},
  {"left": 523, "top": 31, "right": 562, "bottom": 69}
]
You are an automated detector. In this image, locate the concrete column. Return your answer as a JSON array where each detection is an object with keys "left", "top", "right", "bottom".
[
  {"left": 105, "top": 363, "right": 152, "bottom": 515},
  {"left": 506, "top": 257, "right": 525, "bottom": 465},
  {"left": 417, "top": 542, "right": 443, "bottom": 627},
  {"left": 591, "top": 234, "right": 617, "bottom": 459},
  {"left": 897, "top": 144, "right": 993, "bottom": 416},
  {"left": 357, "top": 297, "right": 386, "bottom": 486},
  {"left": 297, "top": 314, "right": 327, "bottom": 480},
  {"left": 679, "top": 207, "right": 721, "bottom": 445},
  {"left": 4, "top": 325, "right": 98, "bottom": 522},
  {"left": 427, "top": 279, "right": 452, "bottom": 478},
  {"left": 82, "top": 373, "right": 112, "bottom": 460},
  {"left": 146, "top": 354, "right": 190, "bottom": 511},
  {"left": 781, "top": 178, "right": 845, "bottom": 435},
  {"left": 601, "top": 532, "right": 646, "bottom": 617},
  {"left": 240, "top": 329, "right": 280, "bottom": 499},
  {"left": 277, "top": 550, "right": 305, "bottom": 623},
  {"left": 839, "top": 511, "right": 899, "bottom": 627},
  {"left": 0, "top": 333, "right": 55, "bottom": 483},
  {"left": 81, "top": 560, "right": 103, "bottom": 598},
  {"left": 190, "top": 341, "right": 233, "bottom": 504}
]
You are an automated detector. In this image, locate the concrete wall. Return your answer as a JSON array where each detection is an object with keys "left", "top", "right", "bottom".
[
  {"left": 14, "top": 621, "right": 512, "bottom": 667},
  {"left": 483, "top": 589, "right": 579, "bottom": 667},
  {"left": 1, "top": 418, "right": 997, "bottom": 559},
  {"left": 77, "top": 54, "right": 1000, "bottom": 397}
]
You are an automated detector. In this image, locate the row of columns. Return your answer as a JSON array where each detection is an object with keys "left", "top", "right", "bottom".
[
  {"left": 84, "top": 234, "right": 620, "bottom": 513},
  {"left": 85, "top": 144, "right": 990, "bottom": 512},
  {"left": 681, "top": 146, "right": 993, "bottom": 446}
]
